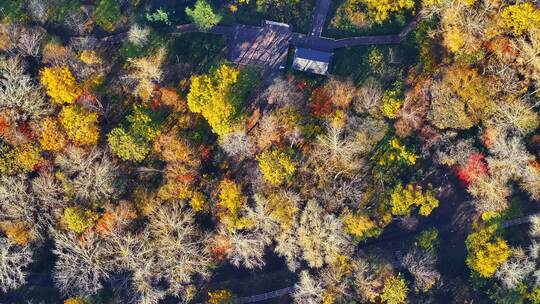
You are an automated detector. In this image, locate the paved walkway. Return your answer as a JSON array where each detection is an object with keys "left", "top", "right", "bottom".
[
  {"left": 310, "top": 0, "right": 332, "bottom": 36},
  {"left": 85, "top": 0, "right": 420, "bottom": 72}
]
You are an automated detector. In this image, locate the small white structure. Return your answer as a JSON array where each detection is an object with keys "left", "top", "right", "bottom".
[
  {"left": 264, "top": 20, "right": 290, "bottom": 28},
  {"left": 292, "top": 47, "right": 333, "bottom": 75}
]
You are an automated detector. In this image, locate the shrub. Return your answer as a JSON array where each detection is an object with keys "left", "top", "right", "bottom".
[
  {"left": 416, "top": 228, "right": 439, "bottom": 254},
  {"left": 361, "top": 0, "right": 414, "bottom": 24},
  {"left": 64, "top": 297, "right": 86, "bottom": 304},
  {"left": 39, "top": 66, "right": 82, "bottom": 105},
  {"left": 62, "top": 206, "right": 99, "bottom": 233},
  {"left": 95, "top": 0, "right": 122, "bottom": 31},
  {"left": 207, "top": 289, "right": 233, "bottom": 304},
  {"left": 146, "top": 8, "right": 172, "bottom": 25}
]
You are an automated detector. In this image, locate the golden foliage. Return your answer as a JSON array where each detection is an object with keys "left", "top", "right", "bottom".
[
  {"left": 390, "top": 183, "right": 439, "bottom": 217},
  {"left": 62, "top": 206, "right": 99, "bottom": 234},
  {"left": 361, "top": 0, "right": 415, "bottom": 24},
  {"left": 59, "top": 105, "right": 99, "bottom": 146},
  {"left": 500, "top": 2, "right": 540, "bottom": 36},
  {"left": 1, "top": 221, "right": 32, "bottom": 246},
  {"left": 188, "top": 64, "right": 249, "bottom": 136},
  {"left": 39, "top": 118, "right": 67, "bottom": 152},
  {"left": 217, "top": 179, "right": 252, "bottom": 231},
  {"left": 257, "top": 149, "right": 296, "bottom": 186},
  {"left": 39, "top": 66, "right": 82, "bottom": 105},
  {"left": 79, "top": 50, "right": 102, "bottom": 65},
  {"left": 380, "top": 274, "right": 409, "bottom": 304},
  {"left": 14, "top": 144, "right": 42, "bottom": 173},
  {"left": 343, "top": 212, "right": 378, "bottom": 239},
  {"left": 466, "top": 225, "right": 510, "bottom": 277},
  {"left": 190, "top": 191, "right": 207, "bottom": 212}
]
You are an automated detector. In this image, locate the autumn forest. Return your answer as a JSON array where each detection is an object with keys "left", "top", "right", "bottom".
[{"left": 0, "top": 0, "right": 540, "bottom": 303}]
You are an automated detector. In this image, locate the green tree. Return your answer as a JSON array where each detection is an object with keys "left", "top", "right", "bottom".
[
  {"left": 95, "top": 0, "right": 122, "bottom": 31},
  {"left": 146, "top": 8, "right": 172, "bottom": 25},
  {"left": 186, "top": 0, "right": 222, "bottom": 31}
]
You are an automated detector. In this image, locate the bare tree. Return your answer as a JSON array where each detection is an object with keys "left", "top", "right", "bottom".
[
  {"left": 296, "top": 201, "right": 352, "bottom": 269},
  {"left": 31, "top": 171, "right": 66, "bottom": 227},
  {"left": 486, "top": 98, "right": 539, "bottom": 136},
  {"left": 127, "top": 25, "right": 150, "bottom": 47},
  {"left": 0, "top": 56, "right": 48, "bottom": 121},
  {"left": 403, "top": 248, "right": 441, "bottom": 293},
  {"left": 55, "top": 146, "right": 118, "bottom": 203},
  {"left": 27, "top": 0, "right": 49, "bottom": 23},
  {"left": 522, "top": 164, "right": 540, "bottom": 201},
  {"left": 220, "top": 130, "right": 256, "bottom": 162},
  {"left": 224, "top": 229, "right": 267, "bottom": 269},
  {"left": 51, "top": 230, "right": 111, "bottom": 296},
  {"left": 496, "top": 248, "right": 535, "bottom": 289},
  {"left": 324, "top": 76, "right": 357, "bottom": 109},
  {"left": 146, "top": 203, "right": 212, "bottom": 287},
  {"left": 292, "top": 271, "right": 324, "bottom": 304},
  {"left": 352, "top": 257, "right": 386, "bottom": 302},
  {"left": 530, "top": 216, "right": 540, "bottom": 238},
  {"left": 487, "top": 135, "right": 533, "bottom": 182},
  {"left": 17, "top": 27, "right": 45, "bottom": 57},
  {"left": 262, "top": 77, "right": 303, "bottom": 107},
  {"left": 0, "top": 175, "right": 35, "bottom": 225},
  {"left": 0, "top": 237, "right": 32, "bottom": 293},
  {"left": 468, "top": 172, "right": 511, "bottom": 214},
  {"left": 354, "top": 78, "right": 383, "bottom": 115}
]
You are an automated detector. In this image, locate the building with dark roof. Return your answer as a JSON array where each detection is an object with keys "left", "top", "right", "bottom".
[{"left": 292, "top": 47, "right": 334, "bottom": 75}]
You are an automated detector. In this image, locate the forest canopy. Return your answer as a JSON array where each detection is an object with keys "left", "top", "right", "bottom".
[{"left": 0, "top": 0, "right": 540, "bottom": 303}]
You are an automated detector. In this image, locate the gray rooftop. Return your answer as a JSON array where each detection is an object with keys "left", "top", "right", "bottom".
[{"left": 292, "top": 47, "right": 333, "bottom": 75}]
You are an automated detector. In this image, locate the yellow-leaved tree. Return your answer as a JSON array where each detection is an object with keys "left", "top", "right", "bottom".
[
  {"left": 257, "top": 149, "right": 296, "bottom": 185},
  {"left": 187, "top": 64, "right": 253, "bottom": 136},
  {"left": 217, "top": 179, "right": 252, "bottom": 231},
  {"left": 59, "top": 105, "right": 100, "bottom": 146},
  {"left": 361, "top": 0, "right": 415, "bottom": 24},
  {"left": 466, "top": 224, "right": 510, "bottom": 277},
  {"left": 39, "top": 66, "right": 82, "bottom": 104},
  {"left": 500, "top": 2, "right": 540, "bottom": 36},
  {"left": 39, "top": 118, "right": 67, "bottom": 152}
]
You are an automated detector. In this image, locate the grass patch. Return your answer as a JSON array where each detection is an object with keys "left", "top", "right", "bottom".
[
  {"left": 167, "top": 32, "right": 226, "bottom": 74},
  {"left": 332, "top": 46, "right": 371, "bottom": 83}
]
